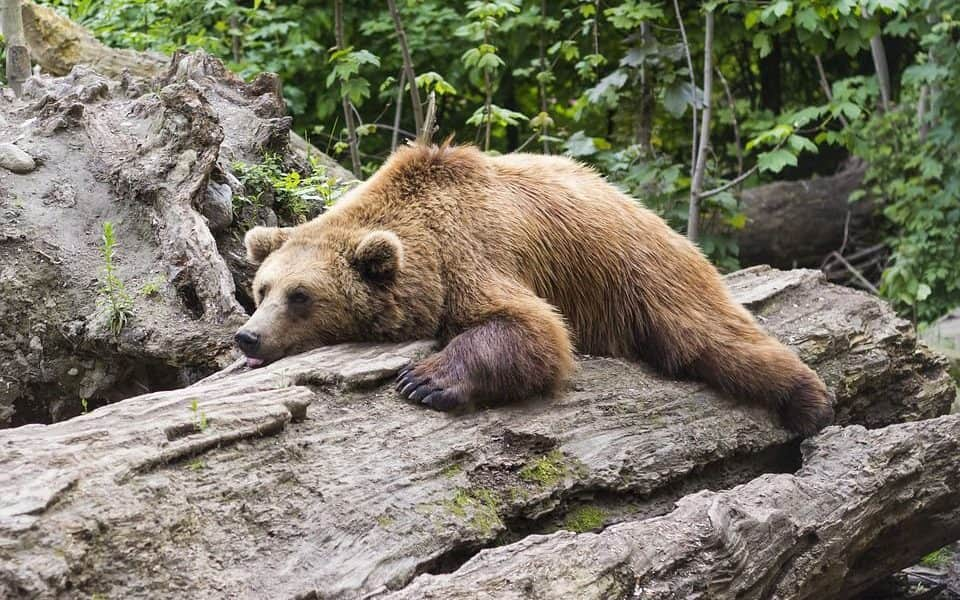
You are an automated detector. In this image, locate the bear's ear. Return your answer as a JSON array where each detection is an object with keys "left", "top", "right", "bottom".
[
  {"left": 351, "top": 230, "right": 403, "bottom": 283},
  {"left": 245, "top": 226, "right": 292, "bottom": 263}
]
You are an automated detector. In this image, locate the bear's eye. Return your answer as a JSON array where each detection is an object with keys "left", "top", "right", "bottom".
[
  {"left": 258, "top": 285, "right": 269, "bottom": 299},
  {"left": 288, "top": 290, "right": 310, "bottom": 305}
]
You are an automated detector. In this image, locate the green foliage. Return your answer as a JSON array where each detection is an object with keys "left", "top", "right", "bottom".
[
  {"left": 232, "top": 153, "right": 346, "bottom": 225},
  {"left": 327, "top": 47, "right": 380, "bottom": 105},
  {"left": 846, "top": 1, "right": 960, "bottom": 323},
  {"left": 97, "top": 222, "right": 133, "bottom": 336}
]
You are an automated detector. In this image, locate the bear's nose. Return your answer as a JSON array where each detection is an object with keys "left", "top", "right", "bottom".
[{"left": 234, "top": 330, "right": 261, "bottom": 354}]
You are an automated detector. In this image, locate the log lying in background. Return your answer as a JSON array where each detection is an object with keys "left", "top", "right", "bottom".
[
  {"left": 0, "top": 267, "right": 954, "bottom": 599},
  {"left": 390, "top": 414, "right": 960, "bottom": 600},
  {"left": 736, "top": 162, "right": 875, "bottom": 269}
]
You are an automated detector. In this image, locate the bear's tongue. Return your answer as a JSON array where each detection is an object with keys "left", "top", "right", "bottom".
[{"left": 245, "top": 357, "right": 265, "bottom": 368}]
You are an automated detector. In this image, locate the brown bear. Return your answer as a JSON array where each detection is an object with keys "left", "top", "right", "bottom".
[{"left": 237, "top": 142, "right": 834, "bottom": 435}]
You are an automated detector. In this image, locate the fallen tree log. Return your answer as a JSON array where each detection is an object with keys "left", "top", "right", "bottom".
[
  {"left": 735, "top": 162, "right": 876, "bottom": 269},
  {"left": 389, "top": 413, "right": 960, "bottom": 600},
  {"left": 0, "top": 267, "right": 954, "bottom": 598}
]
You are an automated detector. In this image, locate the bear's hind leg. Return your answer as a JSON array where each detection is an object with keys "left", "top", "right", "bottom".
[{"left": 396, "top": 284, "right": 574, "bottom": 411}]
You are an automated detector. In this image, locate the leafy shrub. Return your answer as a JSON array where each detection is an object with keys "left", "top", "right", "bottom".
[{"left": 232, "top": 153, "right": 348, "bottom": 225}]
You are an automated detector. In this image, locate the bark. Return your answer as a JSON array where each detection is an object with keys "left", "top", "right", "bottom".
[
  {"left": 736, "top": 162, "right": 876, "bottom": 269},
  {"left": 0, "top": 267, "right": 953, "bottom": 598}
]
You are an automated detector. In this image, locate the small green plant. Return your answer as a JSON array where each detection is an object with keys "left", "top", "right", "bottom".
[
  {"left": 232, "top": 153, "right": 347, "bottom": 225},
  {"left": 188, "top": 458, "right": 206, "bottom": 471},
  {"left": 80, "top": 397, "right": 89, "bottom": 415},
  {"left": 141, "top": 275, "right": 165, "bottom": 298},
  {"left": 97, "top": 222, "right": 133, "bottom": 336},
  {"left": 190, "top": 399, "right": 209, "bottom": 433}
]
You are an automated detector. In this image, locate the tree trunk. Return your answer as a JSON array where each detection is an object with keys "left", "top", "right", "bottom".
[
  {"left": 2, "top": 0, "right": 31, "bottom": 95},
  {"left": 687, "top": 10, "right": 714, "bottom": 243},
  {"left": 871, "top": 34, "right": 892, "bottom": 112},
  {"left": 0, "top": 267, "right": 953, "bottom": 598}
]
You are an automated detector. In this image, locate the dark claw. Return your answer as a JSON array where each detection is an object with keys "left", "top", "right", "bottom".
[
  {"left": 408, "top": 385, "right": 435, "bottom": 402},
  {"left": 422, "top": 389, "right": 464, "bottom": 411}
]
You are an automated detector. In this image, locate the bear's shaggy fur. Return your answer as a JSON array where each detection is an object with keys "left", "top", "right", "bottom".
[{"left": 239, "top": 142, "right": 833, "bottom": 435}]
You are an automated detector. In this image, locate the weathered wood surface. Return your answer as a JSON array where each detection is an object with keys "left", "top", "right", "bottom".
[
  {"left": 0, "top": 267, "right": 954, "bottom": 599},
  {"left": 389, "top": 414, "right": 960, "bottom": 600}
]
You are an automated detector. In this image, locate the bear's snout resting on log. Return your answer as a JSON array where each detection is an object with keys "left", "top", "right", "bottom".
[{"left": 236, "top": 142, "right": 834, "bottom": 435}]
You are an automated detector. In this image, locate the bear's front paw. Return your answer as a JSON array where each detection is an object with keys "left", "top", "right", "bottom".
[{"left": 395, "top": 363, "right": 468, "bottom": 411}]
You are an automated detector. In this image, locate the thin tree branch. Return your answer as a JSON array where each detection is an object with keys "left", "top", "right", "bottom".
[
  {"left": 699, "top": 136, "right": 788, "bottom": 200},
  {"left": 826, "top": 251, "right": 880, "bottom": 294},
  {"left": 687, "top": 9, "right": 714, "bottom": 243},
  {"left": 386, "top": 0, "right": 423, "bottom": 135},
  {"left": 672, "top": 0, "right": 698, "bottom": 172},
  {"left": 418, "top": 91, "right": 437, "bottom": 146},
  {"left": 538, "top": 0, "right": 549, "bottom": 154},
  {"left": 334, "top": 0, "right": 362, "bottom": 179},
  {"left": 514, "top": 130, "right": 541, "bottom": 153},
  {"left": 917, "top": 84, "right": 929, "bottom": 142},
  {"left": 482, "top": 28, "right": 492, "bottom": 152},
  {"left": 815, "top": 55, "right": 849, "bottom": 128},
  {"left": 391, "top": 70, "right": 405, "bottom": 152},
  {"left": 229, "top": 14, "right": 241, "bottom": 63}
]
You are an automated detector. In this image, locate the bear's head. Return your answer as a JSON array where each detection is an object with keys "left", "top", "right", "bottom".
[{"left": 235, "top": 224, "right": 405, "bottom": 367}]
